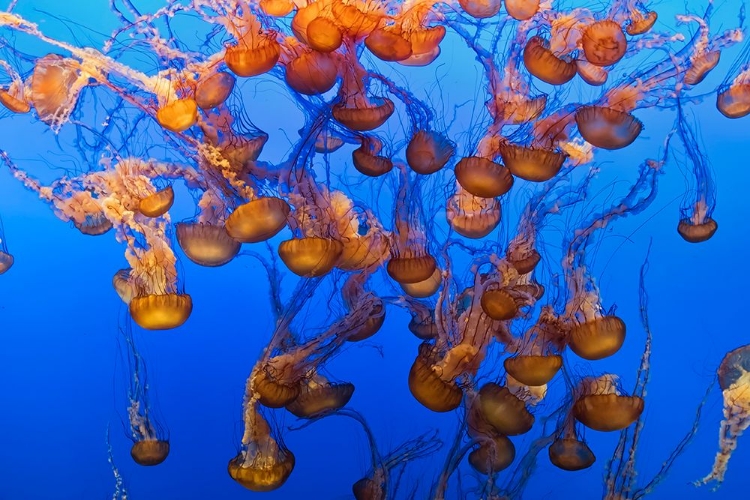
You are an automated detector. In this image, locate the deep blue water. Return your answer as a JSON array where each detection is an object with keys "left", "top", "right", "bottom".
[{"left": 0, "top": 1, "right": 749, "bottom": 499}]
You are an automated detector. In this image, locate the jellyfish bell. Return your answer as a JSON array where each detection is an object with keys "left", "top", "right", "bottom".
[
  {"left": 156, "top": 97, "right": 198, "bottom": 133},
  {"left": 458, "top": 0, "right": 501, "bottom": 19},
  {"left": 576, "top": 59, "right": 608, "bottom": 86},
  {"left": 454, "top": 156, "right": 514, "bottom": 198},
  {"left": 684, "top": 51, "right": 721, "bottom": 86},
  {"left": 225, "top": 197, "right": 291, "bottom": 243},
  {"left": 480, "top": 288, "right": 518, "bottom": 321},
  {"left": 304, "top": 17, "right": 343, "bottom": 53},
  {"left": 548, "top": 438, "right": 596, "bottom": 471},
  {"left": 224, "top": 37, "right": 281, "bottom": 78},
  {"left": 176, "top": 222, "right": 241, "bottom": 267},
  {"left": 0, "top": 88, "right": 30, "bottom": 114},
  {"left": 285, "top": 50, "right": 339, "bottom": 95},
  {"left": 446, "top": 191, "right": 501, "bottom": 239},
  {"left": 347, "top": 299, "right": 386, "bottom": 342},
  {"left": 0, "top": 249, "right": 13, "bottom": 275},
  {"left": 365, "top": 28, "right": 413, "bottom": 62},
  {"left": 716, "top": 83, "right": 750, "bottom": 119},
  {"left": 626, "top": 10, "right": 658, "bottom": 36},
  {"left": 581, "top": 20, "right": 627, "bottom": 67},
  {"left": 477, "top": 382, "right": 534, "bottom": 435},
  {"left": 332, "top": 97, "right": 395, "bottom": 132},
  {"left": 29, "top": 54, "right": 80, "bottom": 123},
  {"left": 352, "top": 143, "right": 394, "bottom": 177},
  {"left": 468, "top": 435, "right": 516, "bottom": 475},
  {"left": 405, "top": 130, "right": 455, "bottom": 175},
  {"left": 504, "top": 354, "right": 562, "bottom": 387},
  {"left": 575, "top": 106, "right": 643, "bottom": 150},
  {"left": 113, "top": 268, "right": 136, "bottom": 304},
  {"left": 573, "top": 375, "right": 644, "bottom": 432},
  {"left": 504, "top": 0, "right": 540, "bottom": 20},
  {"left": 352, "top": 475, "right": 384, "bottom": 500},
  {"left": 131, "top": 439, "right": 170, "bottom": 466},
  {"left": 138, "top": 186, "right": 174, "bottom": 218},
  {"left": 408, "top": 343, "right": 463, "bottom": 412},
  {"left": 507, "top": 248, "right": 541, "bottom": 276},
  {"left": 397, "top": 45, "right": 441, "bottom": 67},
  {"left": 677, "top": 217, "right": 718, "bottom": 243},
  {"left": 75, "top": 212, "right": 113, "bottom": 236},
  {"left": 408, "top": 314, "right": 438, "bottom": 340},
  {"left": 498, "top": 143, "right": 566, "bottom": 182},
  {"left": 285, "top": 380, "right": 355, "bottom": 418},
  {"left": 228, "top": 450, "right": 295, "bottom": 492},
  {"left": 400, "top": 267, "right": 441, "bottom": 298},
  {"left": 259, "top": 0, "right": 295, "bottom": 17},
  {"left": 523, "top": 36, "right": 577, "bottom": 86},
  {"left": 129, "top": 293, "right": 192, "bottom": 330},
  {"left": 278, "top": 237, "right": 343, "bottom": 277},
  {"left": 568, "top": 315, "right": 626, "bottom": 360},
  {"left": 387, "top": 254, "right": 437, "bottom": 284},
  {"left": 194, "top": 71, "right": 235, "bottom": 110}
]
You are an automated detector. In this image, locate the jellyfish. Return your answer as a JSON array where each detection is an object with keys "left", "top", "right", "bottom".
[
  {"left": 563, "top": 157, "right": 662, "bottom": 360},
  {"left": 572, "top": 374, "right": 644, "bottom": 432},
  {"left": 119, "top": 323, "right": 170, "bottom": 466},
  {"left": 673, "top": 100, "right": 719, "bottom": 243},
  {"left": 700, "top": 344, "right": 750, "bottom": 486},
  {"left": 220, "top": 8, "right": 280, "bottom": 78},
  {"left": 0, "top": 217, "right": 14, "bottom": 275},
  {"left": 342, "top": 271, "right": 386, "bottom": 342},
  {"left": 332, "top": 50, "right": 394, "bottom": 131},
  {"left": 352, "top": 136, "right": 394, "bottom": 177},
  {"left": 549, "top": 412, "right": 595, "bottom": 471},
  {"left": 0, "top": 60, "right": 30, "bottom": 114},
  {"left": 504, "top": 308, "right": 566, "bottom": 388},
  {"left": 446, "top": 185, "right": 501, "bottom": 239},
  {"left": 281, "top": 38, "right": 340, "bottom": 95},
  {"left": 285, "top": 371, "right": 355, "bottom": 418}
]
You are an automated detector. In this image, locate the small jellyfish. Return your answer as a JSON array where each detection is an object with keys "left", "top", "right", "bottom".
[
  {"left": 285, "top": 372, "right": 354, "bottom": 418},
  {"left": 0, "top": 218, "right": 14, "bottom": 275},
  {"left": 504, "top": 308, "right": 565, "bottom": 387},
  {"left": 223, "top": 11, "right": 280, "bottom": 78},
  {"left": 581, "top": 20, "right": 627, "bottom": 67},
  {"left": 176, "top": 222, "right": 241, "bottom": 267},
  {"left": 138, "top": 185, "right": 174, "bottom": 218},
  {"left": 352, "top": 136, "right": 394, "bottom": 177},
  {"left": 548, "top": 412, "right": 595, "bottom": 471},
  {"left": 458, "top": 0, "right": 501, "bottom": 20},
  {"left": 194, "top": 71, "right": 236, "bottom": 110},
  {"left": 575, "top": 105, "right": 643, "bottom": 150},
  {"left": 572, "top": 375, "right": 644, "bottom": 432},
  {"left": 225, "top": 197, "right": 291, "bottom": 244},
  {"left": 475, "top": 382, "right": 535, "bottom": 436},
  {"left": 454, "top": 156, "right": 514, "bottom": 199},
  {"left": 406, "top": 130, "right": 455, "bottom": 175}
]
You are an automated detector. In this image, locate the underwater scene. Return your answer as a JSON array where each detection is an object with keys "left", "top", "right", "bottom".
[{"left": 0, "top": 0, "right": 749, "bottom": 498}]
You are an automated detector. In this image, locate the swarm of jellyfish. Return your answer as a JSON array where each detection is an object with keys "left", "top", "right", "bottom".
[{"left": 0, "top": 0, "right": 749, "bottom": 497}]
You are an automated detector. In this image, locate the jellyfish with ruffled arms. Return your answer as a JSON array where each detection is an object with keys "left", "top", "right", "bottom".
[
  {"left": 563, "top": 155, "right": 663, "bottom": 361},
  {"left": 119, "top": 322, "right": 170, "bottom": 466},
  {"left": 0, "top": 216, "right": 14, "bottom": 275}
]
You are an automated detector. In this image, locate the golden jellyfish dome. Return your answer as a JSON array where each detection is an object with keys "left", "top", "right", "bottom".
[
  {"left": 684, "top": 51, "right": 721, "bottom": 86},
  {"left": 408, "top": 315, "right": 438, "bottom": 340},
  {"left": 305, "top": 17, "right": 343, "bottom": 53},
  {"left": 458, "top": 0, "right": 501, "bottom": 19},
  {"left": 480, "top": 289, "right": 518, "bottom": 321},
  {"left": 507, "top": 249, "right": 541, "bottom": 275},
  {"left": 523, "top": 37, "right": 577, "bottom": 86},
  {"left": 0, "top": 251, "right": 14, "bottom": 275},
  {"left": 156, "top": 98, "right": 198, "bottom": 133},
  {"left": 498, "top": 144, "right": 566, "bottom": 182},
  {"left": 225, "top": 197, "right": 290, "bottom": 243},
  {"left": 516, "top": 282, "right": 545, "bottom": 300},
  {"left": 400, "top": 267, "right": 442, "bottom": 298},
  {"left": 454, "top": 157, "right": 514, "bottom": 198},
  {"left": 129, "top": 293, "right": 192, "bottom": 330},
  {"left": 716, "top": 84, "right": 750, "bottom": 119},
  {"left": 176, "top": 222, "right": 241, "bottom": 267},
  {"left": 224, "top": 38, "right": 281, "bottom": 78},
  {"left": 352, "top": 143, "right": 394, "bottom": 177},
  {"left": 626, "top": 11, "right": 658, "bottom": 36},
  {"left": 255, "top": 369, "right": 301, "bottom": 408},
  {"left": 447, "top": 203, "right": 501, "bottom": 239},
  {"left": 29, "top": 54, "right": 77, "bottom": 120},
  {"left": 504, "top": 0, "right": 540, "bottom": 20},
  {"left": 0, "top": 89, "right": 30, "bottom": 114},
  {"left": 348, "top": 300, "right": 385, "bottom": 342},
  {"left": 574, "top": 392, "right": 644, "bottom": 432},
  {"left": 278, "top": 237, "right": 343, "bottom": 277},
  {"left": 365, "top": 28, "right": 413, "bottom": 62},
  {"left": 332, "top": 97, "right": 395, "bottom": 132},
  {"left": 406, "top": 130, "right": 455, "bottom": 175},
  {"left": 285, "top": 382, "right": 355, "bottom": 418},
  {"left": 503, "top": 354, "right": 562, "bottom": 387},
  {"left": 352, "top": 477, "right": 384, "bottom": 500},
  {"left": 387, "top": 254, "right": 437, "bottom": 284},
  {"left": 568, "top": 315, "right": 626, "bottom": 360},
  {"left": 139, "top": 186, "right": 174, "bottom": 218},
  {"left": 477, "top": 383, "right": 534, "bottom": 435},
  {"left": 576, "top": 59, "right": 608, "bottom": 86},
  {"left": 468, "top": 435, "right": 516, "bottom": 475},
  {"left": 195, "top": 71, "right": 235, "bottom": 110},
  {"left": 75, "top": 213, "right": 113, "bottom": 236},
  {"left": 259, "top": 0, "right": 295, "bottom": 17},
  {"left": 131, "top": 440, "right": 170, "bottom": 466},
  {"left": 398, "top": 46, "right": 441, "bottom": 67},
  {"left": 575, "top": 106, "right": 643, "bottom": 150},
  {"left": 548, "top": 438, "right": 596, "bottom": 471},
  {"left": 228, "top": 450, "right": 295, "bottom": 492},
  {"left": 581, "top": 20, "right": 627, "bottom": 67},
  {"left": 406, "top": 25, "right": 446, "bottom": 56},
  {"left": 408, "top": 343, "right": 463, "bottom": 412},
  {"left": 285, "top": 51, "right": 339, "bottom": 95},
  {"left": 112, "top": 268, "right": 135, "bottom": 304},
  {"left": 677, "top": 217, "right": 718, "bottom": 243}
]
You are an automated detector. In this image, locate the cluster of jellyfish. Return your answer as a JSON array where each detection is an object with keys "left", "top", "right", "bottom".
[{"left": 1, "top": 0, "right": 749, "bottom": 497}]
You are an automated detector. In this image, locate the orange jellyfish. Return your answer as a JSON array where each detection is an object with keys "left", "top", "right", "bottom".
[
  {"left": 581, "top": 20, "right": 627, "bottom": 67},
  {"left": 228, "top": 402, "right": 295, "bottom": 492},
  {"left": 0, "top": 219, "right": 14, "bottom": 275},
  {"left": 194, "top": 71, "right": 235, "bottom": 110},
  {"left": 572, "top": 375, "right": 644, "bottom": 432},
  {"left": 329, "top": 189, "right": 390, "bottom": 271},
  {"left": 504, "top": 0, "right": 540, "bottom": 21},
  {"left": 0, "top": 61, "right": 30, "bottom": 114},
  {"left": 120, "top": 323, "right": 170, "bottom": 466},
  {"left": 332, "top": 51, "right": 394, "bottom": 131},
  {"left": 285, "top": 371, "right": 354, "bottom": 418},
  {"left": 352, "top": 136, "right": 394, "bottom": 177},
  {"left": 454, "top": 156, "right": 514, "bottom": 198},
  {"left": 458, "top": 0, "right": 501, "bottom": 19},
  {"left": 523, "top": 36, "right": 577, "bottom": 86},
  {"left": 342, "top": 271, "right": 386, "bottom": 342},
  {"left": 176, "top": 221, "right": 241, "bottom": 267},
  {"left": 222, "top": 9, "right": 280, "bottom": 78},
  {"left": 281, "top": 39, "right": 340, "bottom": 95},
  {"left": 406, "top": 130, "right": 455, "bottom": 175},
  {"left": 475, "top": 382, "right": 535, "bottom": 436},
  {"left": 28, "top": 54, "right": 87, "bottom": 130},
  {"left": 563, "top": 158, "right": 660, "bottom": 359},
  {"left": 700, "top": 344, "right": 750, "bottom": 485},
  {"left": 674, "top": 100, "right": 719, "bottom": 243},
  {"left": 549, "top": 412, "right": 595, "bottom": 471},
  {"left": 446, "top": 186, "right": 501, "bottom": 239},
  {"left": 504, "top": 308, "right": 566, "bottom": 387}
]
